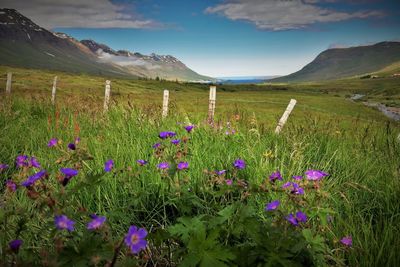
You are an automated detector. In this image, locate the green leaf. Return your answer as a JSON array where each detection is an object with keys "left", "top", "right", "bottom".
[{"left": 168, "top": 216, "right": 206, "bottom": 244}]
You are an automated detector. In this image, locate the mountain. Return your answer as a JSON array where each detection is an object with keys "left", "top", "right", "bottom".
[
  {"left": 0, "top": 9, "right": 211, "bottom": 81},
  {"left": 270, "top": 42, "right": 400, "bottom": 83},
  {"left": 79, "top": 39, "right": 212, "bottom": 81},
  {"left": 0, "top": 9, "right": 132, "bottom": 78}
]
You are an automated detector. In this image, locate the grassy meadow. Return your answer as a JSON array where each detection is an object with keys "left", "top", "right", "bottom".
[{"left": 0, "top": 66, "right": 399, "bottom": 266}]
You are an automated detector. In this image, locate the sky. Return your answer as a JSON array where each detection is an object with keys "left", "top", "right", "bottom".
[{"left": 2, "top": 0, "right": 400, "bottom": 77}]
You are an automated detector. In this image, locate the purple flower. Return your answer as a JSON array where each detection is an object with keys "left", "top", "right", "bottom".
[
  {"left": 87, "top": 215, "right": 106, "bottom": 230},
  {"left": 184, "top": 125, "right": 194, "bottom": 133},
  {"left": 226, "top": 179, "right": 233, "bottom": 186},
  {"left": 233, "top": 159, "right": 246, "bottom": 169},
  {"left": 282, "top": 182, "right": 292, "bottom": 189},
  {"left": 67, "top": 143, "right": 76, "bottom": 150},
  {"left": 159, "top": 131, "right": 176, "bottom": 139},
  {"left": 265, "top": 200, "right": 280, "bottom": 211},
  {"left": 16, "top": 155, "right": 28, "bottom": 168},
  {"left": 152, "top": 143, "right": 161, "bottom": 149},
  {"left": 292, "top": 175, "right": 303, "bottom": 181},
  {"left": 286, "top": 211, "right": 307, "bottom": 226},
  {"left": 60, "top": 168, "right": 78, "bottom": 177},
  {"left": 215, "top": 170, "right": 226, "bottom": 175},
  {"left": 340, "top": 236, "right": 352, "bottom": 247},
  {"left": 47, "top": 138, "right": 58, "bottom": 147},
  {"left": 269, "top": 171, "right": 283, "bottom": 182},
  {"left": 29, "top": 157, "right": 41, "bottom": 168},
  {"left": 286, "top": 214, "right": 298, "bottom": 226},
  {"left": 305, "top": 170, "right": 329, "bottom": 181},
  {"left": 75, "top": 137, "right": 81, "bottom": 144},
  {"left": 124, "top": 225, "right": 148, "bottom": 254},
  {"left": 159, "top": 132, "right": 169, "bottom": 139},
  {"left": 0, "top": 163, "right": 9, "bottom": 171},
  {"left": 137, "top": 160, "right": 148, "bottom": 166},
  {"left": 171, "top": 139, "right": 181, "bottom": 145},
  {"left": 60, "top": 168, "right": 78, "bottom": 186},
  {"left": 54, "top": 215, "right": 75, "bottom": 231},
  {"left": 177, "top": 162, "right": 189, "bottom": 170},
  {"left": 21, "top": 170, "right": 47, "bottom": 187},
  {"left": 104, "top": 159, "right": 114, "bottom": 172},
  {"left": 293, "top": 186, "right": 305, "bottom": 195},
  {"left": 9, "top": 239, "right": 23, "bottom": 253},
  {"left": 6, "top": 180, "right": 17, "bottom": 192},
  {"left": 296, "top": 211, "right": 307, "bottom": 223},
  {"left": 283, "top": 182, "right": 304, "bottom": 195},
  {"left": 157, "top": 162, "right": 169, "bottom": 170}
]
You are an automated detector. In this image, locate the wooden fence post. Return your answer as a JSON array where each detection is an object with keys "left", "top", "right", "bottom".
[
  {"left": 104, "top": 80, "right": 111, "bottom": 112},
  {"left": 51, "top": 76, "right": 57, "bottom": 105},
  {"left": 6, "top": 72, "right": 12, "bottom": 94},
  {"left": 162, "top": 89, "right": 169, "bottom": 118},
  {"left": 275, "top": 99, "right": 297, "bottom": 134},
  {"left": 208, "top": 85, "right": 216, "bottom": 122}
]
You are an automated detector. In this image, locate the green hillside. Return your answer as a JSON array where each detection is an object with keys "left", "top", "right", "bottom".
[
  {"left": 0, "top": 41, "right": 133, "bottom": 79},
  {"left": 271, "top": 42, "right": 400, "bottom": 82}
]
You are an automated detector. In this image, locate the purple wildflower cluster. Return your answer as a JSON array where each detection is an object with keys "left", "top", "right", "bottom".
[
  {"left": 1, "top": 132, "right": 340, "bottom": 260},
  {"left": 263, "top": 169, "right": 330, "bottom": 228},
  {"left": 16, "top": 155, "right": 41, "bottom": 169},
  {"left": 282, "top": 182, "right": 304, "bottom": 195},
  {"left": 159, "top": 131, "right": 176, "bottom": 139},
  {"left": 1, "top": 137, "right": 152, "bottom": 258}
]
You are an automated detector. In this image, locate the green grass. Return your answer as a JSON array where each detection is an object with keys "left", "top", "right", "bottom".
[{"left": 0, "top": 67, "right": 399, "bottom": 266}]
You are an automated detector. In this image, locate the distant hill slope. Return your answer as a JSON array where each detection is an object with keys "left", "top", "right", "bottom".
[
  {"left": 0, "top": 8, "right": 212, "bottom": 81},
  {"left": 270, "top": 42, "right": 400, "bottom": 83}
]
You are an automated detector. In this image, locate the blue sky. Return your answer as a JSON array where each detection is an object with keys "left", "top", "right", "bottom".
[{"left": 4, "top": 0, "right": 400, "bottom": 77}]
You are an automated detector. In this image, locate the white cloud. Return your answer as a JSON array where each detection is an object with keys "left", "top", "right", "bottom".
[
  {"left": 205, "top": 0, "right": 384, "bottom": 31},
  {"left": 97, "top": 50, "right": 161, "bottom": 70},
  {"left": 1, "top": 0, "right": 161, "bottom": 29}
]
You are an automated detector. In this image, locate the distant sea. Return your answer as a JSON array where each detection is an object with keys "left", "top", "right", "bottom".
[{"left": 216, "top": 76, "right": 280, "bottom": 84}]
